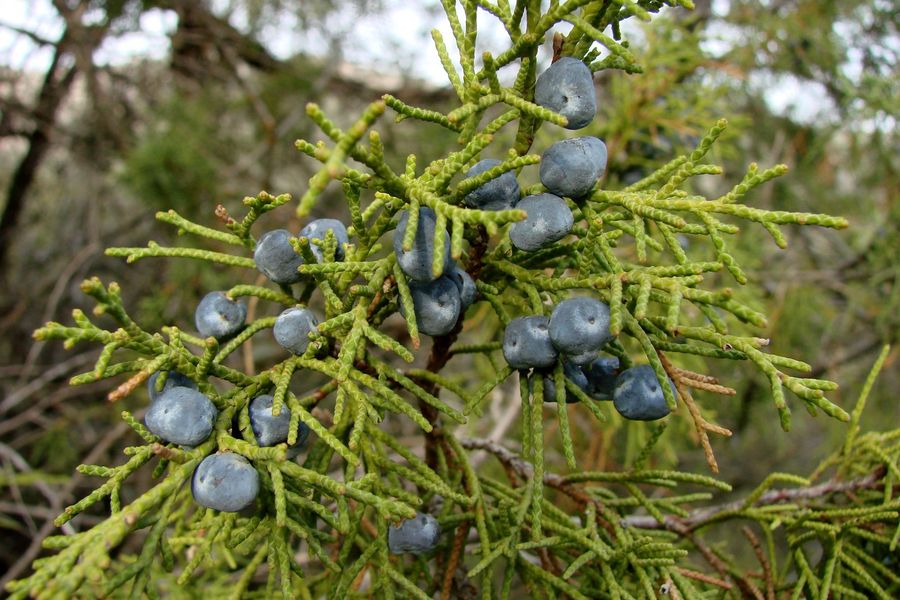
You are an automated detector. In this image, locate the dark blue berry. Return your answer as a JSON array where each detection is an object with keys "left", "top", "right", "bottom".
[
  {"left": 613, "top": 364, "right": 677, "bottom": 421},
  {"left": 548, "top": 297, "right": 613, "bottom": 364},
  {"left": 405, "top": 276, "right": 461, "bottom": 336},
  {"left": 582, "top": 356, "right": 620, "bottom": 400},
  {"left": 532, "top": 361, "right": 590, "bottom": 403},
  {"left": 448, "top": 264, "right": 477, "bottom": 311},
  {"left": 463, "top": 159, "right": 520, "bottom": 211}
]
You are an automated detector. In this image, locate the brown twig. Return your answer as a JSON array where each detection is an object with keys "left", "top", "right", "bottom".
[
  {"left": 688, "top": 531, "right": 764, "bottom": 600},
  {"left": 360, "top": 515, "right": 378, "bottom": 538},
  {"left": 552, "top": 32, "right": 565, "bottom": 63},
  {"left": 458, "top": 432, "right": 889, "bottom": 584},
  {"left": 678, "top": 377, "right": 737, "bottom": 396},
  {"left": 308, "top": 385, "right": 337, "bottom": 411},
  {"left": 150, "top": 443, "right": 183, "bottom": 462},
  {"left": 658, "top": 351, "right": 731, "bottom": 473},
  {"left": 0, "top": 351, "right": 97, "bottom": 414},
  {"left": 669, "top": 366, "right": 720, "bottom": 384},
  {"left": 19, "top": 241, "right": 101, "bottom": 387},
  {"left": 441, "top": 520, "right": 470, "bottom": 600},
  {"left": 673, "top": 567, "right": 733, "bottom": 591},
  {"left": 107, "top": 369, "right": 151, "bottom": 402},
  {"left": 742, "top": 526, "right": 775, "bottom": 600}
]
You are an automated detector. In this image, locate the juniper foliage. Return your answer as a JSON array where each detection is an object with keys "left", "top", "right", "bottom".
[{"left": 9, "top": 1, "right": 898, "bottom": 599}]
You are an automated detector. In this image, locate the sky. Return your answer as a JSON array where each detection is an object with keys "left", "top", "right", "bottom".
[{"left": 0, "top": 0, "right": 890, "bottom": 128}]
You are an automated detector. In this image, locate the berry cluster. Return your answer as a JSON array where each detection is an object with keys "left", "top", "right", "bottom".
[
  {"left": 142, "top": 54, "right": 662, "bottom": 523},
  {"left": 147, "top": 214, "right": 449, "bottom": 551},
  {"left": 394, "top": 207, "right": 476, "bottom": 336},
  {"left": 503, "top": 301, "right": 675, "bottom": 421},
  {"left": 14, "top": 1, "right": 854, "bottom": 595},
  {"left": 500, "top": 56, "right": 674, "bottom": 421},
  {"left": 143, "top": 219, "right": 343, "bottom": 513}
]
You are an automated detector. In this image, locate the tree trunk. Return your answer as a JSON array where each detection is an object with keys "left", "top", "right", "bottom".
[
  {"left": 167, "top": 1, "right": 280, "bottom": 83},
  {"left": 0, "top": 0, "right": 113, "bottom": 270},
  {"left": 0, "top": 49, "right": 77, "bottom": 268}
]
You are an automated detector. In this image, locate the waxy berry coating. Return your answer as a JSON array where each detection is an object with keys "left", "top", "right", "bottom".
[
  {"left": 394, "top": 207, "right": 451, "bottom": 281},
  {"left": 583, "top": 356, "right": 620, "bottom": 400},
  {"left": 145, "top": 387, "right": 217, "bottom": 446},
  {"left": 502, "top": 316, "right": 558, "bottom": 369},
  {"left": 147, "top": 370, "right": 197, "bottom": 403},
  {"left": 273, "top": 307, "right": 318, "bottom": 356},
  {"left": 254, "top": 229, "right": 304, "bottom": 284},
  {"left": 509, "top": 193, "right": 574, "bottom": 252},
  {"left": 249, "top": 394, "right": 292, "bottom": 447},
  {"left": 388, "top": 513, "right": 441, "bottom": 555},
  {"left": 299, "top": 218, "right": 349, "bottom": 262},
  {"left": 191, "top": 453, "right": 259, "bottom": 513},
  {"left": 534, "top": 57, "right": 597, "bottom": 130},
  {"left": 406, "top": 276, "right": 461, "bottom": 336},
  {"left": 548, "top": 297, "right": 613, "bottom": 363},
  {"left": 195, "top": 292, "right": 247, "bottom": 340},
  {"left": 613, "top": 364, "right": 677, "bottom": 421},
  {"left": 463, "top": 159, "right": 521, "bottom": 211},
  {"left": 540, "top": 136, "right": 607, "bottom": 199}
]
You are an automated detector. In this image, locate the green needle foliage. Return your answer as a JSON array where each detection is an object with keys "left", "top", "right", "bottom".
[{"left": 9, "top": 1, "right": 896, "bottom": 599}]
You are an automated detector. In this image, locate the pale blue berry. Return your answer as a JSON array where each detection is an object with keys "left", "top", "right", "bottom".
[
  {"left": 509, "top": 193, "right": 574, "bottom": 251},
  {"left": 299, "top": 218, "right": 349, "bottom": 262},
  {"left": 540, "top": 136, "right": 607, "bottom": 198},
  {"left": 254, "top": 229, "right": 303, "bottom": 284},
  {"left": 249, "top": 394, "right": 291, "bottom": 447},
  {"left": 388, "top": 513, "right": 441, "bottom": 555},
  {"left": 534, "top": 57, "right": 596, "bottom": 130},
  {"left": 394, "top": 207, "right": 451, "bottom": 281},
  {"left": 502, "top": 316, "right": 558, "bottom": 369},
  {"left": 191, "top": 453, "right": 259, "bottom": 512},
  {"left": 195, "top": 292, "right": 246, "bottom": 340},
  {"left": 145, "top": 387, "right": 217, "bottom": 446},
  {"left": 273, "top": 307, "right": 318, "bottom": 355}
]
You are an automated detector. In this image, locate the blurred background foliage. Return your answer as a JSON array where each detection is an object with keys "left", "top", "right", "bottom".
[{"left": 0, "top": 0, "right": 896, "bottom": 586}]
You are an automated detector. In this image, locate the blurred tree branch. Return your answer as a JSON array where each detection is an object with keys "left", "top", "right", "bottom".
[{"left": 0, "top": 1, "right": 107, "bottom": 268}]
